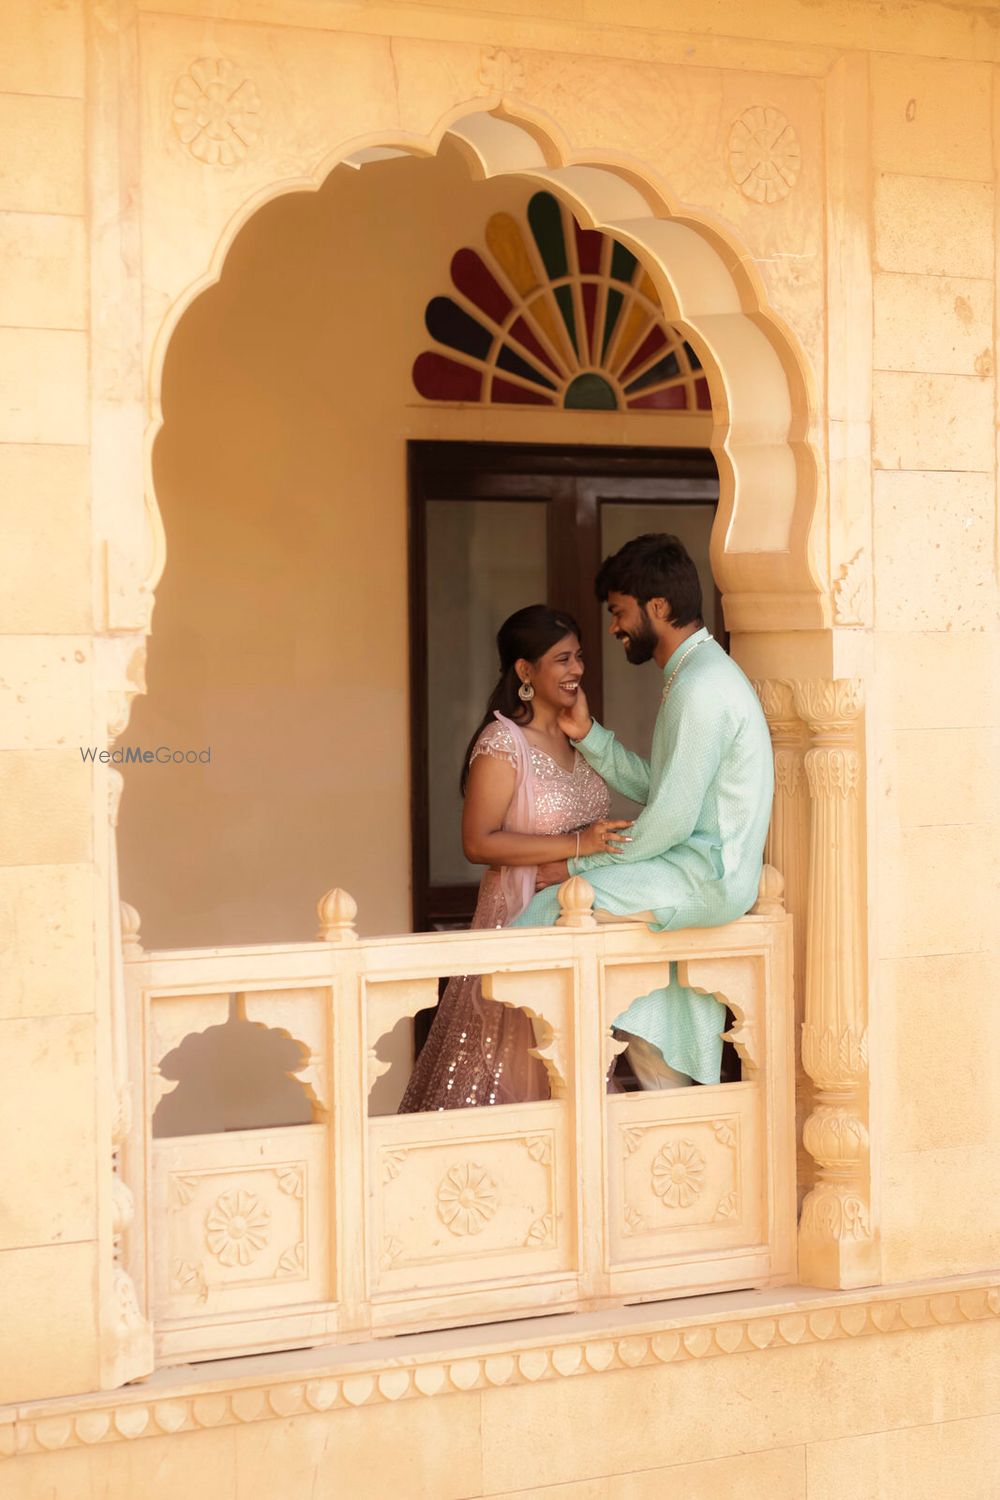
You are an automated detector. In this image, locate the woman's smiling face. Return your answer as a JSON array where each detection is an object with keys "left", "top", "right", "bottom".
[{"left": 520, "top": 632, "right": 585, "bottom": 711}]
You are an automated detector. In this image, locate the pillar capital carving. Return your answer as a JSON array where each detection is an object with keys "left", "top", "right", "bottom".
[
  {"left": 804, "top": 746, "right": 860, "bottom": 799},
  {"left": 773, "top": 750, "right": 802, "bottom": 797},
  {"left": 799, "top": 1186, "right": 871, "bottom": 1244},
  {"left": 753, "top": 677, "right": 798, "bottom": 730},
  {"left": 802, "top": 1103, "right": 868, "bottom": 1167},
  {"left": 792, "top": 677, "right": 864, "bottom": 734},
  {"left": 801, "top": 1023, "right": 868, "bottom": 1088}
]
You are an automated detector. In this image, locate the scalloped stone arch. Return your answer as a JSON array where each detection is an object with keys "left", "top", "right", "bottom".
[{"left": 143, "top": 103, "right": 826, "bottom": 637}]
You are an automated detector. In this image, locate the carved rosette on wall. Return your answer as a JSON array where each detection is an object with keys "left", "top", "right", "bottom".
[
  {"left": 651, "top": 1140, "right": 705, "bottom": 1209},
  {"left": 205, "top": 1189, "right": 271, "bottom": 1268},
  {"left": 436, "top": 1162, "right": 499, "bottom": 1237},
  {"left": 478, "top": 46, "right": 526, "bottom": 96},
  {"left": 793, "top": 679, "right": 877, "bottom": 1288},
  {"left": 618, "top": 1116, "right": 743, "bottom": 1244},
  {"left": 163, "top": 1158, "right": 314, "bottom": 1312},
  {"left": 172, "top": 58, "right": 261, "bottom": 166},
  {"left": 727, "top": 105, "right": 801, "bottom": 204}
]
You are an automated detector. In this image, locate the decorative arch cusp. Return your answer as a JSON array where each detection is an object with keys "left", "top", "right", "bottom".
[{"left": 141, "top": 102, "right": 826, "bottom": 645}]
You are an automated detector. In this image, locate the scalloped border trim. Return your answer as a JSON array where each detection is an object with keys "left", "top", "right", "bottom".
[{"left": 3, "top": 1278, "right": 998, "bottom": 1459}]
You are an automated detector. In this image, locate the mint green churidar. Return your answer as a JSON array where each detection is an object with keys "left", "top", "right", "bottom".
[{"left": 511, "top": 628, "right": 774, "bottom": 1084}]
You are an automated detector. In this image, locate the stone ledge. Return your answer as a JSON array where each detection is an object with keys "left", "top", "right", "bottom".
[{"left": 2, "top": 1273, "right": 997, "bottom": 1460}]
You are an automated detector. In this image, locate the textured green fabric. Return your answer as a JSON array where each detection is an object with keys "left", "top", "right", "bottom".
[{"left": 512, "top": 628, "right": 774, "bottom": 1083}]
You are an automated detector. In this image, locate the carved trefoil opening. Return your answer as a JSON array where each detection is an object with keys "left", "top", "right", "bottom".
[
  {"left": 375, "top": 966, "right": 566, "bottom": 1115},
  {"left": 153, "top": 995, "right": 317, "bottom": 1137}
]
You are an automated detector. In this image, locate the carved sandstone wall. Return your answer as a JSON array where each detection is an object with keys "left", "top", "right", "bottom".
[{"left": 0, "top": 7, "right": 997, "bottom": 1491}]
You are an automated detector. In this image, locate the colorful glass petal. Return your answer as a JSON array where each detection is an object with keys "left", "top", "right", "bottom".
[
  {"left": 627, "top": 385, "right": 689, "bottom": 410},
  {"left": 486, "top": 212, "right": 540, "bottom": 298},
  {"left": 491, "top": 375, "right": 554, "bottom": 406},
  {"left": 624, "top": 349, "right": 681, "bottom": 394},
  {"left": 528, "top": 191, "right": 568, "bottom": 280},
  {"left": 553, "top": 285, "right": 579, "bottom": 355},
  {"left": 574, "top": 221, "right": 603, "bottom": 274},
  {"left": 695, "top": 377, "right": 711, "bottom": 409},
  {"left": 413, "top": 353, "right": 482, "bottom": 402},
  {"left": 450, "top": 248, "right": 512, "bottom": 325},
  {"left": 425, "top": 297, "right": 493, "bottom": 360},
  {"left": 509, "top": 316, "right": 561, "bottom": 375},
  {"left": 609, "top": 299, "right": 653, "bottom": 373},
  {"left": 619, "top": 326, "right": 668, "bottom": 382},
  {"left": 601, "top": 288, "right": 624, "bottom": 359},
  {"left": 524, "top": 292, "right": 574, "bottom": 370},
  {"left": 610, "top": 242, "right": 638, "bottom": 284},
  {"left": 564, "top": 373, "right": 618, "bottom": 410},
  {"left": 495, "top": 344, "right": 556, "bottom": 389},
  {"left": 684, "top": 340, "right": 703, "bottom": 371},
  {"left": 582, "top": 283, "right": 598, "bottom": 359}
]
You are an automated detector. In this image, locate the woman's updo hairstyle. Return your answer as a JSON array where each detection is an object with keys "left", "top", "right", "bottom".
[{"left": 459, "top": 603, "right": 581, "bottom": 794}]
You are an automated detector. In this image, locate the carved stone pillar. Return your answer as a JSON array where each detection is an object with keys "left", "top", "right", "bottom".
[
  {"left": 793, "top": 679, "right": 878, "bottom": 1288},
  {"left": 103, "top": 767, "right": 154, "bottom": 1385},
  {"left": 754, "top": 680, "right": 811, "bottom": 1201}
]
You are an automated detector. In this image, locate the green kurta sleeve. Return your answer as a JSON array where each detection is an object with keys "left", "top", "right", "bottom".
[
  {"left": 572, "top": 719, "right": 651, "bottom": 804},
  {"left": 571, "top": 684, "right": 725, "bottom": 874}
]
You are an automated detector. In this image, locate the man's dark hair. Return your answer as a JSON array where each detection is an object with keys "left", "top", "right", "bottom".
[{"left": 595, "top": 533, "right": 704, "bottom": 627}]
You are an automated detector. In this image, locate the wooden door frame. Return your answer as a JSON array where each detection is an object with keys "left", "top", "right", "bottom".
[{"left": 408, "top": 440, "right": 719, "bottom": 931}]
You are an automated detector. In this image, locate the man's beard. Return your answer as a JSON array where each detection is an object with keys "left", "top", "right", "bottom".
[{"left": 619, "top": 607, "right": 658, "bottom": 665}]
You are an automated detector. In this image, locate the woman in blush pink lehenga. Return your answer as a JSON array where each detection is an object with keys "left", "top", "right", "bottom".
[{"left": 399, "top": 605, "right": 630, "bottom": 1113}]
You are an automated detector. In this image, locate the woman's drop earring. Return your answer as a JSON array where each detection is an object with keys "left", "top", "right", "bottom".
[{"left": 518, "top": 678, "right": 535, "bottom": 702}]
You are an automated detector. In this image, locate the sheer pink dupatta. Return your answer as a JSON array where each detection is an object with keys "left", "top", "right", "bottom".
[
  {"left": 493, "top": 712, "right": 538, "bottom": 923},
  {"left": 463, "top": 712, "right": 548, "bottom": 1103}
]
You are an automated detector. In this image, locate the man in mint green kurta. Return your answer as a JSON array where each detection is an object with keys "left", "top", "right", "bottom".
[{"left": 512, "top": 535, "right": 774, "bottom": 1086}]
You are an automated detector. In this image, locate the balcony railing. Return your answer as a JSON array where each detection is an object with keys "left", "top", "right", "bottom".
[{"left": 122, "top": 872, "right": 794, "bottom": 1366}]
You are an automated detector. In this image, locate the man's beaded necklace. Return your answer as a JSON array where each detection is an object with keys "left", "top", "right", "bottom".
[{"left": 661, "top": 634, "right": 707, "bottom": 702}]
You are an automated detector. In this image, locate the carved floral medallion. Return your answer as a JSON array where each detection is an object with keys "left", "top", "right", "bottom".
[
  {"left": 172, "top": 58, "right": 261, "bottom": 167},
  {"left": 478, "top": 46, "right": 525, "bottom": 95},
  {"left": 651, "top": 1139, "right": 705, "bottom": 1209},
  {"left": 727, "top": 105, "right": 801, "bottom": 204},
  {"left": 436, "top": 1161, "right": 499, "bottom": 1236},
  {"left": 205, "top": 1188, "right": 270, "bottom": 1266}
]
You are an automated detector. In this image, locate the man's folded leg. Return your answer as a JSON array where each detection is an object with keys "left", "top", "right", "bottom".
[
  {"left": 612, "top": 1028, "right": 694, "bottom": 1089},
  {"left": 511, "top": 863, "right": 725, "bottom": 1087}
]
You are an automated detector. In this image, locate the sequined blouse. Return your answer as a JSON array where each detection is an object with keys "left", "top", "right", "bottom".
[{"left": 470, "top": 718, "right": 611, "bottom": 838}]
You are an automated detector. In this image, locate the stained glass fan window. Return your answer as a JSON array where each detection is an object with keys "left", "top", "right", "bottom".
[{"left": 413, "top": 191, "right": 710, "bottom": 413}]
